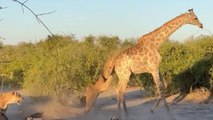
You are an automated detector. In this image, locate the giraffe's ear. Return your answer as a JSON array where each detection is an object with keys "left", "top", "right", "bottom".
[{"left": 188, "top": 8, "right": 193, "bottom": 12}]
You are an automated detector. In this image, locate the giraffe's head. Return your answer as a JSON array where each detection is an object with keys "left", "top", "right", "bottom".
[
  {"left": 83, "top": 85, "right": 100, "bottom": 112},
  {"left": 186, "top": 9, "right": 203, "bottom": 29},
  {"left": 82, "top": 76, "right": 107, "bottom": 112}
]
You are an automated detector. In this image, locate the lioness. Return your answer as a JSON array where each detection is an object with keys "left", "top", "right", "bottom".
[{"left": 0, "top": 91, "right": 23, "bottom": 113}]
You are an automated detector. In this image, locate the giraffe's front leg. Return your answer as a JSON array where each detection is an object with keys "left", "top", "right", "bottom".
[
  {"left": 151, "top": 71, "right": 176, "bottom": 120},
  {"left": 116, "top": 79, "right": 129, "bottom": 120},
  {"left": 116, "top": 85, "right": 129, "bottom": 119},
  {"left": 150, "top": 71, "right": 168, "bottom": 112},
  {"left": 116, "top": 88, "right": 122, "bottom": 118}
]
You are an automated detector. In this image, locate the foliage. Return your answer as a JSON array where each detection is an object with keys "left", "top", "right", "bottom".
[
  {"left": 160, "top": 36, "right": 213, "bottom": 94},
  {"left": 0, "top": 35, "right": 212, "bottom": 98}
]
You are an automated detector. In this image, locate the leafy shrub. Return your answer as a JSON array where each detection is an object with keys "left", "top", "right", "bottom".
[{"left": 0, "top": 35, "right": 212, "bottom": 98}]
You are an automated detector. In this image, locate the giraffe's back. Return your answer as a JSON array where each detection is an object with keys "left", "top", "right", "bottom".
[{"left": 114, "top": 44, "right": 161, "bottom": 74}]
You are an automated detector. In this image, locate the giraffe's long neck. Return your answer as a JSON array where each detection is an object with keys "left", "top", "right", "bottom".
[{"left": 138, "top": 13, "right": 188, "bottom": 49}]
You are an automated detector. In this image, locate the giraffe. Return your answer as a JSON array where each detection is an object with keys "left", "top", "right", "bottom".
[{"left": 83, "top": 9, "right": 203, "bottom": 119}]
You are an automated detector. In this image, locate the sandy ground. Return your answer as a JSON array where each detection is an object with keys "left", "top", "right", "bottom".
[{"left": 4, "top": 87, "right": 213, "bottom": 120}]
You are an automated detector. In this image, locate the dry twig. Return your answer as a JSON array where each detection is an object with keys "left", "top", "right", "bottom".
[{"left": 0, "top": 6, "right": 8, "bottom": 10}]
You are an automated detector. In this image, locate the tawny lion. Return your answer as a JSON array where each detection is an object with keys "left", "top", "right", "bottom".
[{"left": 0, "top": 91, "right": 23, "bottom": 113}]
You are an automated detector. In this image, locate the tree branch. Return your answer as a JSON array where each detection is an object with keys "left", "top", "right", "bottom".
[
  {"left": 37, "top": 10, "right": 57, "bottom": 16},
  {"left": 12, "top": 0, "right": 55, "bottom": 36},
  {"left": 23, "top": 0, "right": 29, "bottom": 4},
  {"left": 0, "top": 6, "right": 8, "bottom": 10}
]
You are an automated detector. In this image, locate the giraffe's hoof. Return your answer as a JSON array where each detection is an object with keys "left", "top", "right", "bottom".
[
  {"left": 110, "top": 116, "right": 119, "bottom": 120},
  {"left": 150, "top": 109, "right": 154, "bottom": 114},
  {"left": 170, "top": 102, "right": 177, "bottom": 105}
]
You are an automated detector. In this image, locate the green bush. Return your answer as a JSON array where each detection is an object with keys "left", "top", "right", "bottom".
[
  {"left": 160, "top": 37, "right": 213, "bottom": 94},
  {"left": 0, "top": 35, "right": 212, "bottom": 98}
]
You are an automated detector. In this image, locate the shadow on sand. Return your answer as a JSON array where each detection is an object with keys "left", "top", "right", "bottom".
[
  {"left": 72, "top": 88, "right": 176, "bottom": 120},
  {"left": 170, "top": 53, "right": 213, "bottom": 104}
]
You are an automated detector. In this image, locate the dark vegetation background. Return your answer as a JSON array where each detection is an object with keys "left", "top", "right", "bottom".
[{"left": 0, "top": 35, "right": 212, "bottom": 99}]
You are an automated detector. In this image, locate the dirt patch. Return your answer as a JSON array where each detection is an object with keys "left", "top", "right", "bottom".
[
  {"left": 4, "top": 87, "right": 213, "bottom": 120},
  {"left": 166, "top": 88, "right": 211, "bottom": 104}
]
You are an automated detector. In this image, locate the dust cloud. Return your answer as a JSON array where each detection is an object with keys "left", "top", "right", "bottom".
[{"left": 4, "top": 87, "right": 213, "bottom": 120}]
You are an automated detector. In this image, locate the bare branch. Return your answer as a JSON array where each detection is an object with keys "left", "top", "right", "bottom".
[
  {"left": 36, "top": 17, "right": 41, "bottom": 24},
  {"left": 23, "top": 0, "right": 29, "bottom": 4},
  {"left": 21, "top": 5, "right": 25, "bottom": 14},
  {"left": 12, "top": 0, "right": 54, "bottom": 36},
  {"left": 37, "top": 10, "right": 57, "bottom": 16},
  {"left": 21, "top": 0, "right": 30, "bottom": 13},
  {"left": 0, "top": 6, "right": 8, "bottom": 10}
]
